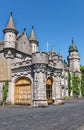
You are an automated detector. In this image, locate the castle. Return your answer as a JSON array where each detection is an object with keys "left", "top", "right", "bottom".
[{"left": 0, "top": 13, "right": 81, "bottom": 107}]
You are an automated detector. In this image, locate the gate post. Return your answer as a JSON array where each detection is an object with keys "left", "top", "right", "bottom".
[
  {"left": 32, "top": 52, "right": 48, "bottom": 107},
  {"left": 53, "top": 72, "right": 64, "bottom": 104}
]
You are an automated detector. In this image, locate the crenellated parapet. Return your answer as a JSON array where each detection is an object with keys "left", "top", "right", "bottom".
[
  {"left": 32, "top": 52, "right": 48, "bottom": 64},
  {"left": 12, "top": 60, "right": 31, "bottom": 68},
  {"left": 11, "top": 60, "right": 32, "bottom": 76}
]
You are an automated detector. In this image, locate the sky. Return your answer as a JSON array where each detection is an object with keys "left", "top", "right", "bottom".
[{"left": 0, "top": 0, "right": 84, "bottom": 65}]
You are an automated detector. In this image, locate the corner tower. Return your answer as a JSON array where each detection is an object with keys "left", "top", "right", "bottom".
[
  {"left": 68, "top": 39, "right": 80, "bottom": 72},
  {"left": 29, "top": 26, "right": 39, "bottom": 53},
  {"left": 3, "top": 12, "right": 18, "bottom": 49}
]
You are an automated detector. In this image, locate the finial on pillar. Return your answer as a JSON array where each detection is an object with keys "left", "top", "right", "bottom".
[
  {"left": 32, "top": 25, "right": 34, "bottom": 30},
  {"left": 72, "top": 37, "right": 74, "bottom": 44},
  {"left": 24, "top": 27, "right": 26, "bottom": 32},
  {"left": 10, "top": 11, "right": 12, "bottom": 16}
]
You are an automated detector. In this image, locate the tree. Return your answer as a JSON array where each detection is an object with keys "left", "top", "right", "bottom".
[
  {"left": 80, "top": 66, "right": 84, "bottom": 97},
  {"left": 72, "top": 74, "right": 79, "bottom": 97}
]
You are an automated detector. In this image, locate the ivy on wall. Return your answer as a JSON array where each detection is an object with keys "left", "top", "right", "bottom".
[{"left": 2, "top": 80, "right": 9, "bottom": 104}]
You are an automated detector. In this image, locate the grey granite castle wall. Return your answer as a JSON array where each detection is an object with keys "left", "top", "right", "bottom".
[{"left": 32, "top": 52, "right": 48, "bottom": 106}]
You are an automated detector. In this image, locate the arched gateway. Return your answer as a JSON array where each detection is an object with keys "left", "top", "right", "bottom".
[{"left": 14, "top": 77, "right": 31, "bottom": 105}]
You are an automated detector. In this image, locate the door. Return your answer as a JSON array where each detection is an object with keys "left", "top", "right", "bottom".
[{"left": 14, "top": 77, "right": 31, "bottom": 105}]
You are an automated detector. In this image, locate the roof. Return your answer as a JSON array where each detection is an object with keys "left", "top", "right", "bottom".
[
  {"left": 69, "top": 38, "right": 78, "bottom": 52},
  {"left": 3, "top": 12, "right": 18, "bottom": 34},
  {"left": 17, "top": 31, "right": 25, "bottom": 40},
  {"left": 29, "top": 26, "right": 37, "bottom": 41}
]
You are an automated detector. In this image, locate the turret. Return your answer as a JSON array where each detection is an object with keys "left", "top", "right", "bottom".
[
  {"left": 32, "top": 52, "right": 48, "bottom": 107},
  {"left": 32, "top": 52, "right": 48, "bottom": 64},
  {"left": 58, "top": 51, "right": 62, "bottom": 61},
  {"left": 29, "top": 26, "right": 39, "bottom": 53},
  {"left": 3, "top": 12, "right": 18, "bottom": 49},
  {"left": 68, "top": 38, "right": 80, "bottom": 72}
]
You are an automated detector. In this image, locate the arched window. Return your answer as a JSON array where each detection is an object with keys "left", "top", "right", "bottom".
[{"left": 46, "top": 78, "right": 53, "bottom": 104}]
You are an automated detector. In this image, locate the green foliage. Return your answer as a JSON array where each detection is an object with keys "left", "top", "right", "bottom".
[
  {"left": 0, "top": 101, "right": 3, "bottom": 105},
  {"left": 80, "top": 66, "right": 84, "bottom": 73},
  {"left": 68, "top": 72, "right": 72, "bottom": 96},
  {"left": 2, "top": 80, "right": 9, "bottom": 104},
  {"left": 64, "top": 96, "right": 75, "bottom": 100},
  {"left": 80, "top": 66, "right": 84, "bottom": 97},
  {"left": 72, "top": 74, "right": 80, "bottom": 97},
  {"left": 68, "top": 71, "right": 80, "bottom": 98}
]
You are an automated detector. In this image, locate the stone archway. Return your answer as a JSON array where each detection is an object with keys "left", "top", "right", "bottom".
[
  {"left": 14, "top": 77, "right": 31, "bottom": 105},
  {"left": 46, "top": 78, "right": 53, "bottom": 104}
]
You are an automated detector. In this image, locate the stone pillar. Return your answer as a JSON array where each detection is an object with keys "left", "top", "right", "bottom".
[
  {"left": 32, "top": 64, "right": 48, "bottom": 107},
  {"left": 5, "top": 50, "right": 14, "bottom": 103},
  {"left": 0, "top": 82, "right": 3, "bottom": 101},
  {"left": 5, "top": 49, "right": 14, "bottom": 80},
  {"left": 6, "top": 78, "right": 15, "bottom": 104},
  {"left": 53, "top": 73, "right": 64, "bottom": 104}
]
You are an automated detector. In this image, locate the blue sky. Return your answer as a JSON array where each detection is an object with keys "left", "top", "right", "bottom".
[{"left": 0, "top": 0, "right": 84, "bottom": 65}]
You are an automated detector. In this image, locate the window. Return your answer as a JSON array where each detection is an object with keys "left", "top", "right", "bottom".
[
  {"left": 46, "top": 78, "right": 52, "bottom": 99},
  {"left": 46, "top": 85, "right": 52, "bottom": 99}
]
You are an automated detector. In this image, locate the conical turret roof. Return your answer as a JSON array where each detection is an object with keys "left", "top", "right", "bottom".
[
  {"left": 29, "top": 26, "right": 37, "bottom": 41},
  {"left": 3, "top": 12, "right": 18, "bottom": 34},
  {"left": 69, "top": 38, "right": 78, "bottom": 52}
]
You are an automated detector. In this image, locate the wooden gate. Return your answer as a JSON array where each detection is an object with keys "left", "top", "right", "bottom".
[{"left": 14, "top": 78, "right": 31, "bottom": 105}]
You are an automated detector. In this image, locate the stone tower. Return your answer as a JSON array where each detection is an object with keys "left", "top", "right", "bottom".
[
  {"left": 68, "top": 39, "right": 80, "bottom": 73},
  {"left": 29, "top": 26, "right": 39, "bottom": 53},
  {"left": 3, "top": 12, "right": 18, "bottom": 80},
  {"left": 32, "top": 52, "right": 48, "bottom": 107},
  {"left": 3, "top": 12, "right": 18, "bottom": 49},
  {"left": 68, "top": 38, "right": 81, "bottom": 97}
]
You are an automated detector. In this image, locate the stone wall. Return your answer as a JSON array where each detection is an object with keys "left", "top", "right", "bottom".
[
  {"left": 16, "top": 33, "right": 32, "bottom": 55},
  {"left": 32, "top": 52, "right": 48, "bottom": 64},
  {"left": 0, "top": 55, "right": 8, "bottom": 81},
  {"left": 32, "top": 63, "right": 48, "bottom": 107}
]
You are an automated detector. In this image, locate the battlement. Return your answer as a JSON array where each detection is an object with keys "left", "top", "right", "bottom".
[
  {"left": 11, "top": 60, "right": 31, "bottom": 69},
  {"left": 32, "top": 52, "right": 48, "bottom": 64}
]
